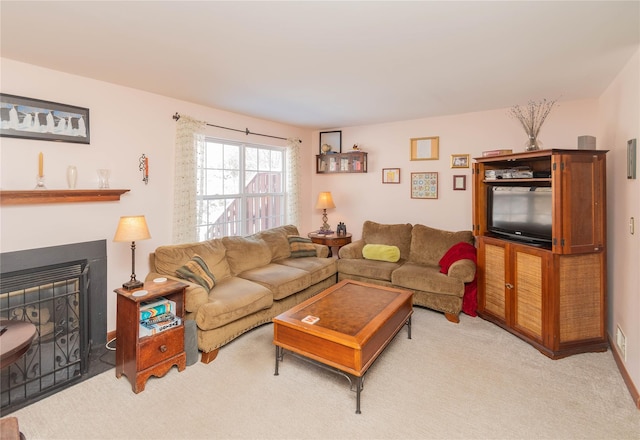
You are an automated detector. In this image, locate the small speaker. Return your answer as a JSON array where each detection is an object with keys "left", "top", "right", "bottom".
[
  {"left": 578, "top": 135, "right": 596, "bottom": 150},
  {"left": 184, "top": 319, "right": 199, "bottom": 366}
]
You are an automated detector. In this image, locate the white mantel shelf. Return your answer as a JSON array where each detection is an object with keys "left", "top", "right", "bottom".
[{"left": 0, "top": 189, "right": 130, "bottom": 205}]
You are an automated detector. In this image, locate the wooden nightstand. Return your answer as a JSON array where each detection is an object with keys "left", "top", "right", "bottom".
[
  {"left": 308, "top": 232, "right": 352, "bottom": 258},
  {"left": 115, "top": 279, "right": 187, "bottom": 393}
]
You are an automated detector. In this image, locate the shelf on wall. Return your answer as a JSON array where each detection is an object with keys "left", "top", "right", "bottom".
[{"left": 0, "top": 189, "right": 130, "bottom": 205}]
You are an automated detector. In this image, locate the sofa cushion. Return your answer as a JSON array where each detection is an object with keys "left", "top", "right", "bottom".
[
  {"left": 154, "top": 239, "right": 231, "bottom": 282},
  {"left": 238, "top": 263, "right": 311, "bottom": 300},
  {"left": 222, "top": 236, "right": 272, "bottom": 275},
  {"left": 362, "top": 221, "right": 413, "bottom": 260},
  {"left": 254, "top": 225, "right": 299, "bottom": 261},
  {"left": 392, "top": 262, "right": 465, "bottom": 297},
  {"left": 362, "top": 244, "right": 401, "bottom": 262},
  {"left": 287, "top": 235, "right": 317, "bottom": 258},
  {"left": 336, "top": 258, "right": 401, "bottom": 283},
  {"left": 195, "top": 277, "right": 273, "bottom": 331},
  {"left": 176, "top": 255, "right": 216, "bottom": 290},
  {"left": 276, "top": 257, "right": 337, "bottom": 285},
  {"left": 408, "top": 224, "right": 474, "bottom": 267}
]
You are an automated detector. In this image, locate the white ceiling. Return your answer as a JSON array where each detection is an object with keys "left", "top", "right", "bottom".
[{"left": 1, "top": 1, "right": 639, "bottom": 130}]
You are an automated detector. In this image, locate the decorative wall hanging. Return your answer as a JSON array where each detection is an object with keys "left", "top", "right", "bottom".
[
  {"left": 319, "top": 131, "right": 342, "bottom": 154},
  {"left": 450, "top": 154, "right": 470, "bottom": 168},
  {"left": 0, "top": 94, "right": 90, "bottom": 144},
  {"left": 410, "top": 136, "right": 439, "bottom": 160},
  {"left": 453, "top": 175, "right": 466, "bottom": 190},
  {"left": 627, "top": 139, "right": 636, "bottom": 179},
  {"left": 382, "top": 168, "right": 400, "bottom": 184},
  {"left": 411, "top": 172, "right": 438, "bottom": 199},
  {"left": 139, "top": 154, "right": 149, "bottom": 184}
]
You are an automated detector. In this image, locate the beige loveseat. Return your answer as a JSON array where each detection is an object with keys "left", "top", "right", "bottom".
[
  {"left": 337, "top": 221, "right": 476, "bottom": 323},
  {"left": 146, "top": 225, "right": 336, "bottom": 363}
]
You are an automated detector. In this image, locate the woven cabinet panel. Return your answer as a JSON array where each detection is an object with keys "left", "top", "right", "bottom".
[
  {"left": 514, "top": 251, "right": 543, "bottom": 338},
  {"left": 559, "top": 253, "right": 603, "bottom": 342},
  {"left": 484, "top": 244, "right": 505, "bottom": 318}
]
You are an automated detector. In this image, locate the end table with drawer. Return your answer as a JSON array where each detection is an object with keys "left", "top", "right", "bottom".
[
  {"left": 115, "top": 278, "right": 187, "bottom": 393},
  {"left": 307, "top": 232, "right": 352, "bottom": 258}
]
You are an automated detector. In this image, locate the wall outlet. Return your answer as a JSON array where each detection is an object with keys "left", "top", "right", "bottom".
[{"left": 616, "top": 325, "right": 627, "bottom": 361}]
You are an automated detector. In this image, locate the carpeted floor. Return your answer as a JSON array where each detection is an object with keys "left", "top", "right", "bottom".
[{"left": 8, "top": 307, "right": 640, "bottom": 439}]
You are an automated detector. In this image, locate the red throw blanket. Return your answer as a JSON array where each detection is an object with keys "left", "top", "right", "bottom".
[{"left": 439, "top": 242, "right": 478, "bottom": 317}]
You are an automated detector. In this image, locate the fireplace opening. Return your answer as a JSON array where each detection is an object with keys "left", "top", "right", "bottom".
[
  {"left": 0, "top": 240, "right": 112, "bottom": 415},
  {"left": 1, "top": 262, "right": 89, "bottom": 412}
]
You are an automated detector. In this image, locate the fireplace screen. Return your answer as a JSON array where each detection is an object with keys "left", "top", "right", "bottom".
[{"left": 1, "top": 262, "right": 89, "bottom": 413}]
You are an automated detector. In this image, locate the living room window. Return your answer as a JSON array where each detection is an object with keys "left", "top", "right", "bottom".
[{"left": 196, "top": 138, "right": 286, "bottom": 240}]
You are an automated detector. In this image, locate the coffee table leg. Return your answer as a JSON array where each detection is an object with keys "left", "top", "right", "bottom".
[
  {"left": 406, "top": 316, "right": 412, "bottom": 339},
  {"left": 274, "top": 346, "right": 282, "bottom": 376},
  {"left": 356, "top": 376, "right": 362, "bottom": 414}
]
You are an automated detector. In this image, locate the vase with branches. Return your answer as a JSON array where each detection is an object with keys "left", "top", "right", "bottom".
[{"left": 509, "top": 98, "right": 558, "bottom": 151}]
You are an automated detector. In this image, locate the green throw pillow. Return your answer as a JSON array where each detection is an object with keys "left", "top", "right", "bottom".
[
  {"left": 287, "top": 235, "right": 317, "bottom": 258},
  {"left": 362, "top": 244, "right": 401, "bottom": 263},
  {"left": 176, "top": 254, "right": 216, "bottom": 290}
]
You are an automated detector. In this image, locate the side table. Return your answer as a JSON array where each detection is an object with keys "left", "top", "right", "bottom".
[
  {"left": 115, "top": 279, "right": 187, "bottom": 393},
  {"left": 308, "top": 232, "right": 352, "bottom": 258},
  {"left": 0, "top": 320, "right": 37, "bottom": 369}
]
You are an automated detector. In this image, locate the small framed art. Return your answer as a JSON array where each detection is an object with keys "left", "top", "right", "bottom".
[
  {"left": 453, "top": 175, "right": 466, "bottom": 190},
  {"left": 319, "top": 130, "right": 342, "bottom": 154},
  {"left": 382, "top": 168, "right": 400, "bottom": 184},
  {"left": 410, "top": 137, "right": 439, "bottom": 160},
  {"left": 628, "top": 139, "right": 636, "bottom": 179},
  {"left": 411, "top": 172, "right": 438, "bottom": 199},
  {"left": 0, "top": 93, "right": 90, "bottom": 144},
  {"left": 451, "top": 154, "right": 470, "bottom": 168}
]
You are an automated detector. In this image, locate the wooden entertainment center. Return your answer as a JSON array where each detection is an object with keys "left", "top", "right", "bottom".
[{"left": 472, "top": 149, "right": 608, "bottom": 359}]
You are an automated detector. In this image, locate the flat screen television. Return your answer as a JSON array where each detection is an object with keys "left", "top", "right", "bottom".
[{"left": 487, "top": 186, "right": 552, "bottom": 245}]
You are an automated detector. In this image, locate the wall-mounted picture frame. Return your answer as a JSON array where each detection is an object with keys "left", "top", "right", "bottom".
[
  {"left": 0, "top": 93, "right": 90, "bottom": 144},
  {"left": 451, "top": 154, "right": 470, "bottom": 168},
  {"left": 453, "top": 175, "right": 466, "bottom": 190},
  {"left": 319, "top": 130, "right": 342, "bottom": 154},
  {"left": 411, "top": 172, "right": 438, "bottom": 199},
  {"left": 382, "top": 168, "right": 400, "bottom": 184},
  {"left": 410, "top": 136, "right": 439, "bottom": 160},
  {"left": 628, "top": 138, "right": 637, "bottom": 179}
]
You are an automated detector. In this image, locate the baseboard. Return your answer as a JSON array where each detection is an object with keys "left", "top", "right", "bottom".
[{"left": 608, "top": 332, "right": 640, "bottom": 409}]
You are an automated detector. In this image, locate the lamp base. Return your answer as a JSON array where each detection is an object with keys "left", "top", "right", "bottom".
[{"left": 122, "top": 279, "right": 144, "bottom": 291}]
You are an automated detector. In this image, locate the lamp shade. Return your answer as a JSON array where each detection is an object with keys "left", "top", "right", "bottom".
[
  {"left": 315, "top": 192, "right": 336, "bottom": 210},
  {"left": 113, "top": 215, "right": 151, "bottom": 242}
]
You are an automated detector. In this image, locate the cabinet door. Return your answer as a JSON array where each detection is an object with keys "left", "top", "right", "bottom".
[
  {"left": 477, "top": 236, "right": 507, "bottom": 323},
  {"left": 510, "top": 243, "right": 549, "bottom": 343},
  {"left": 553, "top": 153, "right": 606, "bottom": 254},
  {"left": 471, "top": 163, "right": 486, "bottom": 236}
]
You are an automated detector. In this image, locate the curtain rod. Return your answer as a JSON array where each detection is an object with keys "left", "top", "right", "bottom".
[{"left": 172, "top": 113, "right": 301, "bottom": 143}]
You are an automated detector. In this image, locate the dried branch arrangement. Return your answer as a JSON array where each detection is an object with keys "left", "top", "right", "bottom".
[{"left": 509, "top": 98, "right": 558, "bottom": 141}]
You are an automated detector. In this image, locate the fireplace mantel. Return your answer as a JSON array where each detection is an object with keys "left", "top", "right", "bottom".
[{"left": 0, "top": 189, "right": 130, "bottom": 205}]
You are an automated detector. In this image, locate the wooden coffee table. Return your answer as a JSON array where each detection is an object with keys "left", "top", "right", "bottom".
[{"left": 273, "top": 279, "right": 413, "bottom": 414}]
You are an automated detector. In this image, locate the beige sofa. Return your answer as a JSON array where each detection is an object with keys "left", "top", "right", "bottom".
[
  {"left": 146, "top": 225, "right": 336, "bottom": 363},
  {"left": 337, "top": 221, "right": 476, "bottom": 323}
]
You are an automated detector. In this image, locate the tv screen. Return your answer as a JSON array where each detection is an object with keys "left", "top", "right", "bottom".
[{"left": 488, "top": 186, "right": 552, "bottom": 244}]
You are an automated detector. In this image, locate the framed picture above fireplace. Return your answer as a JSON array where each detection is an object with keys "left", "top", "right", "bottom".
[{"left": 0, "top": 94, "right": 90, "bottom": 144}]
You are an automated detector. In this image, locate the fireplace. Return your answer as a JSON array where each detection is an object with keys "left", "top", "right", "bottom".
[{"left": 0, "top": 240, "right": 109, "bottom": 415}]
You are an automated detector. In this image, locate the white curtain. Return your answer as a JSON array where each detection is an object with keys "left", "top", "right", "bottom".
[
  {"left": 173, "top": 115, "right": 205, "bottom": 244},
  {"left": 285, "top": 138, "right": 301, "bottom": 227}
]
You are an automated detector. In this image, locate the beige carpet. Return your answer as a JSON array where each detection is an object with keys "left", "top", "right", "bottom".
[{"left": 9, "top": 307, "right": 640, "bottom": 439}]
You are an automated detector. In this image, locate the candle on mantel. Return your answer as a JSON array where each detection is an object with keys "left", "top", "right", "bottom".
[{"left": 38, "top": 152, "right": 44, "bottom": 177}]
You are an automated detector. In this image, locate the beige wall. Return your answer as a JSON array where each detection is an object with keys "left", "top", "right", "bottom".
[
  {"left": 0, "top": 58, "right": 313, "bottom": 332},
  {"left": 310, "top": 99, "right": 598, "bottom": 237},
  {"left": 598, "top": 47, "right": 640, "bottom": 394}
]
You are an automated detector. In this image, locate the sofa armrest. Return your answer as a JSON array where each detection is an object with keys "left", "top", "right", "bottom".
[
  {"left": 314, "top": 244, "right": 330, "bottom": 258},
  {"left": 338, "top": 240, "right": 366, "bottom": 259},
  {"left": 447, "top": 259, "right": 476, "bottom": 283},
  {"left": 145, "top": 272, "right": 209, "bottom": 313}
]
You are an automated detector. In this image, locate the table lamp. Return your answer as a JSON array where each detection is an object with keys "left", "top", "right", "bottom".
[
  {"left": 114, "top": 215, "right": 151, "bottom": 290},
  {"left": 315, "top": 192, "right": 336, "bottom": 234}
]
